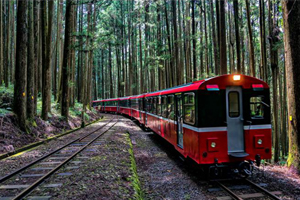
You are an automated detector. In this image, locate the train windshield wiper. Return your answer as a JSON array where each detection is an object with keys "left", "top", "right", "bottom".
[{"left": 261, "top": 101, "right": 270, "bottom": 107}]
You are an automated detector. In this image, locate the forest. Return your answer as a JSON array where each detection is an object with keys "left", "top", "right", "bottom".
[{"left": 0, "top": 0, "right": 299, "bottom": 174}]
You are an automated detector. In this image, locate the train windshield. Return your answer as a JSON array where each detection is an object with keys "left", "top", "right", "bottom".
[
  {"left": 244, "top": 89, "right": 270, "bottom": 125},
  {"left": 249, "top": 96, "right": 269, "bottom": 119}
]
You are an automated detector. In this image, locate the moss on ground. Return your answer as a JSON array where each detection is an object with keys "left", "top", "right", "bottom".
[{"left": 126, "top": 133, "right": 144, "bottom": 200}]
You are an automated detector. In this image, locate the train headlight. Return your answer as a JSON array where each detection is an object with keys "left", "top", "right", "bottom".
[
  {"left": 257, "top": 139, "right": 263, "bottom": 145},
  {"left": 233, "top": 75, "right": 241, "bottom": 81},
  {"left": 211, "top": 142, "right": 216, "bottom": 148}
]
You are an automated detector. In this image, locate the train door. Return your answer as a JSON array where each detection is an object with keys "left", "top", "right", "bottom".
[
  {"left": 176, "top": 94, "right": 184, "bottom": 148},
  {"left": 226, "top": 87, "right": 245, "bottom": 154}
]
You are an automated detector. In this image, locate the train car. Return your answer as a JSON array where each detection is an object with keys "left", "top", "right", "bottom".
[
  {"left": 92, "top": 100, "right": 103, "bottom": 111},
  {"left": 130, "top": 94, "right": 146, "bottom": 125},
  {"left": 94, "top": 74, "right": 272, "bottom": 178},
  {"left": 94, "top": 98, "right": 119, "bottom": 113},
  {"left": 119, "top": 96, "right": 131, "bottom": 116}
]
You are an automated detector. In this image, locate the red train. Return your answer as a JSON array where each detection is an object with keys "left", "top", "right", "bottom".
[{"left": 92, "top": 75, "right": 272, "bottom": 178}]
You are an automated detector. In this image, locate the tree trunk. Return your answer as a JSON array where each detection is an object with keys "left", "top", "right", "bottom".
[
  {"left": 27, "top": 0, "right": 35, "bottom": 119},
  {"left": 219, "top": 0, "right": 227, "bottom": 75},
  {"left": 41, "top": 0, "right": 49, "bottom": 120},
  {"left": 210, "top": 0, "right": 219, "bottom": 75},
  {"left": 245, "top": 0, "right": 255, "bottom": 77},
  {"left": 14, "top": 0, "right": 28, "bottom": 130},
  {"left": 34, "top": 0, "right": 40, "bottom": 114},
  {"left": 233, "top": 0, "right": 241, "bottom": 74},
  {"left": 5, "top": 0, "right": 11, "bottom": 87},
  {"left": 172, "top": 0, "right": 179, "bottom": 85},
  {"left": 61, "top": 0, "right": 74, "bottom": 118},
  {"left": 203, "top": 1, "right": 209, "bottom": 76},
  {"left": 184, "top": 1, "right": 191, "bottom": 82},
  {"left": 177, "top": 0, "right": 184, "bottom": 84},
  {"left": 164, "top": 0, "right": 174, "bottom": 86},
  {"left": 0, "top": 0, "right": 3, "bottom": 85},
  {"left": 191, "top": 0, "right": 197, "bottom": 79},
  {"left": 282, "top": 0, "right": 300, "bottom": 173},
  {"left": 259, "top": 0, "right": 267, "bottom": 81}
]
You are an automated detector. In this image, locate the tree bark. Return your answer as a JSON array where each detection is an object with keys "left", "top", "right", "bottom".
[
  {"left": 210, "top": 0, "right": 218, "bottom": 75},
  {"left": 233, "top": 0, "right": 241, "bottom": 74},
  {"left": 259, "top": 0, "right": 267, "bottom": 81},
  {"left": 245, "top": 0, "right": 255, "bottom": 77},
  {"left": 27, "top": 0, "right": 35, "bottom": 119},
  {"left": 0, "top": 0, "right": 3, "bottom": 84},
  {"left": 219, "top": 0, "right": 227, "bottom": 75},
  {"left": 14, "top": 0, "right": 28, "bottom": 130},
  {"left": 191, "top": 0, "right": 197, "bottom": 79},
  {"left": 283, "top": 0, "right": 300, "bottom": 173},
  {"left": 61, "top": 0, "right": 74, "bottom": 118}
]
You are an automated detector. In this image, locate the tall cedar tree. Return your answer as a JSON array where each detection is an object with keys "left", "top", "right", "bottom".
[
  {"left": 269, "top": 0, "right": 280, "bottom": 162},
  {"left": 61, "top": 0, "right": 74, "bottom": 118},
  {"left": 14, "top": 0, "right": 28, "bottom": 130},
  {"left": 283, "top": 0, "right": 300, "bottom": 173},
  {"left": 0, "top": 0, "right": 2, "bottom": 84},
  {"left": 27, "top": 0, "right": 35, "bottom": 119},
  {"left": 219, "top": 0, "right": 227, "bottom": 74},
  {"left": 233, "top": 0, "right": 241, "bottom": 73},
  {"left": 245, "top": 0, "right": 255, "bottom": 77}
]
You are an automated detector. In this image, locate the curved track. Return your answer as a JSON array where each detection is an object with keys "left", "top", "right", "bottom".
[{"left": 0, "top": 117, "right": 118, "bottom": 200}]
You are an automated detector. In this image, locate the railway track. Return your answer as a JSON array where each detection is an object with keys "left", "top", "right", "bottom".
[
  {"left": 0, "top": 117, "right": 118, "bottom": 200},
  {"left": 214, "top": 179, "right": 282, "bottom": 200}
]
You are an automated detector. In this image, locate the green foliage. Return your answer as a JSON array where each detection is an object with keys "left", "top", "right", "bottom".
[
  {"left": 0, "top": 84, "right": 14, "bottom": 94},
  {"left": 0, "top": 108, "right": 12, "bottom": 116}
]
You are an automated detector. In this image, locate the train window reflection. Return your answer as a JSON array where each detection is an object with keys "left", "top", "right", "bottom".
[
  {"left": 168, "top": 95, "right": 175, "bottom": 120},
  {"left": 184, "top": 93, "right": 195, "bottom": 125},
  {"left": 162, "top": 96, "right": 167, "bottom": 118},
  {"left": 250, "top": 96, "right": 265, "bottom": 119},
  {"left": 228, "top": 92, "right": 240, "bottom": 117}
]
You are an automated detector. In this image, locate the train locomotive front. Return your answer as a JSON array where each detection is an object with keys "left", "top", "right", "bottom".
[{"left": 193, "top": 75, "right": 271, "bottom": 178}]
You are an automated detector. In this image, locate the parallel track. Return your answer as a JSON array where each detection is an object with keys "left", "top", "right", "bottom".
[
  {"left": 215, "top": 179, "right": 281, "bottom": 200},
  {"left": 0, "top": 117, "right": 118, "bottom": 200}
]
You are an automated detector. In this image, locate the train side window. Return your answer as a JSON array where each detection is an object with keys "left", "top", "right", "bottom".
[
  {"left": 167, "top": 95, "right": 175, "bottom": 120},
  {"left": 183, "top": 93, "right": 195, "bottom": 125},
  {"left": 228, "top": 92, "right": 240, "bottom": 117},
  {"left": 153, "top": 97, "right": 157, "bottom": 115},
  {"left": 157, "top": 97, "right": 162, "bottom": 116},
  {"left": 250, "top": 96, "right": 266, "bottom": 119},
  {"left": 148, "top": 98, "right": 153, "bottom": 113},
  {"left": 145, "top": 98, "right": 149, "bottom": 112},
  {"left": 162, "top": 96, "right": 167, "bottom": 118}
]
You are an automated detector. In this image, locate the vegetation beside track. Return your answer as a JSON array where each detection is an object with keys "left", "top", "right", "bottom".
[
  {"left": 0, "top": 85, "right": 102, "bottom": 155},
  {"left": 0, "top": 116, "right": 103, "bottom": 160},
  {"left": 126, "top": 133, "right": 144, "bottom": 200}
]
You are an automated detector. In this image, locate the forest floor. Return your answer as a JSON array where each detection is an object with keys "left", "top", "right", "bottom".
[
  {"left": 0, "top": 84, "right": 101, "bottom": 155},
  {"left": 0, "top": 114, "right": 299, "bottom": 199}
]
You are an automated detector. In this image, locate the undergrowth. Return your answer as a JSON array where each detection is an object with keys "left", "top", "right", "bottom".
[{"left": 126, "top": 133, "right": 144, "bottom": 200}]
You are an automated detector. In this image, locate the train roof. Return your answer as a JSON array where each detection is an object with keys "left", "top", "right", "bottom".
[
  {"left": 93, "top": 75, "right": 269, "bottom": 101},
  {"left": 119, "top": 96, "right": 131, "bottom": 100},
  {"left": 93, "top": 98, "right": 120, "bottom": 102},
  {"left": 145, "top": 74, "right": 268, "bottom": 97},
  {"left": 130, "top": 94, "right": 146, "bottom": 99}
]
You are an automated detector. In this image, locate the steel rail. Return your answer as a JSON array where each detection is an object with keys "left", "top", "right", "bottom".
[
  {"left": 12, "top": 118, "right": 118, "bottom": 200},
  {"left": 216, "top": 181, "right": 243, "bottom": 200},
  {"left": 245, "top": 179, "right": 281, "bottom": 200},
  {"left": 0, "top": 118, "right": 113, "bottom": 184}
]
